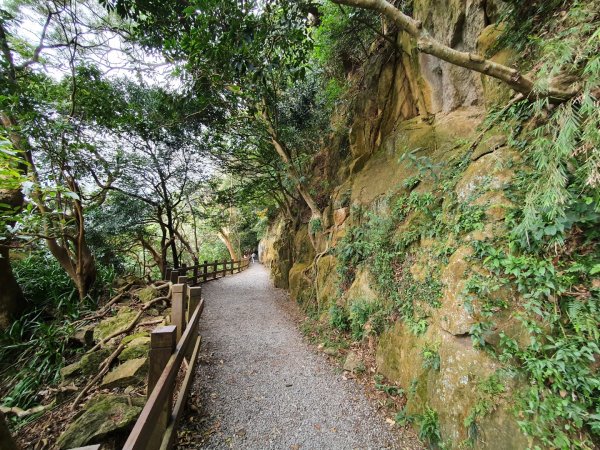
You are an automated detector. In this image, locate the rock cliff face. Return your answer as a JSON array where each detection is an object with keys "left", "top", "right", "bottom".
[{"left": 260, "top": 1, "right": 532, "bottom": 447}]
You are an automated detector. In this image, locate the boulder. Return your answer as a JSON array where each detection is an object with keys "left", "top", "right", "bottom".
[
  {"left": 60, "top": 361, "right": 82, "bottom": 379},
  {"left": 101, "top": 357, "right": 147, "bottom": 389},
  {"left": 80, "top": 347, "right": 112, "bottom": 376},
  {"left": 137, "top": 286, "right": 157, "bottom": 303},
  {"left": 69, "top": 326, "right": 95, "bottom": 348},
  {"left": 118, "top": 336, "right": 150, "bottom": 362},
  {"left": 93, "top": 307, "right": 138, "bottom": 342},
  {"left": 343, "top": 351, "right": 363, "bottom": 373},
  {"left": 56, "top": 395, "right": 142, "bottom": 449}
]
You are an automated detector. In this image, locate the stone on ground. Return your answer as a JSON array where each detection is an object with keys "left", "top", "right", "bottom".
[
  {"left": 93, "top": 307, "right": 138, "bottom": 342},
  {"left": 80, "top": 347, "right": 112, "bottom": 376},
  {"left": 118, "top": 336, "right": 150, "bottom": 361},
  {"left": 101, "top": 357, "right": 147, "bottom": 388},
  {"left": 343, "top": 351, "right": 363, "bottom": 372},
  {"left": 56, "top": 395, "right": 142, "bottom": 449}
]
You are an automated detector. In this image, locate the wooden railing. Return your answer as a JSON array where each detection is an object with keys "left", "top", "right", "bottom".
[
  {"left": 122, "top": 277, "right": 202, "bottom": 450},
  {"left": 120, "top": 259, "right": 250, "bottom": 450},
  {"left": 165, "top": 257, "right": 250, "bottom": 286}
]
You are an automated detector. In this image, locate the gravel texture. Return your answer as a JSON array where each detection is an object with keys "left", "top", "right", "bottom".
[{"left": 176, "top": 263, "right": 423, "bottom": 450}]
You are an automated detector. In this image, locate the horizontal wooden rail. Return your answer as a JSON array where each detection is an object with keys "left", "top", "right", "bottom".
[
  {"left": 123, "top": 289, "right": 205, "bottom": 450},
  {"left": 165, "top": 257, "right": 250, "bottom": 285}
]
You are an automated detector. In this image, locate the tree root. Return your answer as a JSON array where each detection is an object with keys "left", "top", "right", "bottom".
[
  {"left": 73, "top": 281, "right": 136, "bottom": 324},
  {"left": 71, "top": 341, "right": 126, "bottom": 409},
  {"left": 86, "top": 295, "right": 168, "bottom": 354},
  {"left": 0, "top": 403, "right": 53, "bottom": 418}
]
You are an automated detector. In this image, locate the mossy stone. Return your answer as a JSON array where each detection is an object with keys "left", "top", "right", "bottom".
[
  {"left": 56, "top": 395, "right": 142, "bottom": 449},
  {"left": 80, "top": 347, "right": 112, "bottom": 376},
  {"left": 93, "top": 307, "right": 138, "bottom": 342},
  {"left": 121, "top": 331, "right": 148, "bottom": 345},
  {"left": 137, "top": 286, "right": 158, "bottom": 302},
  {"left": 118, "top": 336, "right": 150, "bottom": 362},
  {"left": 60, "top": 361, "right": 82, "bottom": 379},
  {"left": 101, "top": 357, "right": 147, "bottom": 389}
]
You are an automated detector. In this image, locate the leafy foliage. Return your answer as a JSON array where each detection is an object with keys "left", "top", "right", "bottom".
[{"left": 417, "top": 405, "right": 442, "bottom": 447}]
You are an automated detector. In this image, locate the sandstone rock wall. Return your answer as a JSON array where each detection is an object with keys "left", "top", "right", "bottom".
[{"left": 260, "top": 0, "right": 528, "bottom": 447}]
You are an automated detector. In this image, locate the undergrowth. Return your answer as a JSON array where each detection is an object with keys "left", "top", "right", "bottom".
[{"left": 0, "top": 252, "right": 117, "bottom": 418}]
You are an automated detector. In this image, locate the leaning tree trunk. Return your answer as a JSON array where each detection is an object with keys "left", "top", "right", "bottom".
[
  {"left": 332, "top": 0, "right": 577, "bottom": 102},
  {"left": 218, "top": 228, "right": 238, "bottom": 260}
]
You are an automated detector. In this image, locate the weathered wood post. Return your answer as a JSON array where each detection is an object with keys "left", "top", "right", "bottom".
[
  {"left": 222, "top": 259, "right": 227, "bottom": 277},
  {"left": 181, "top": 262, "right": 187, "bottom": 275},
  {"left": 165, "top": 268, "right": 172, "bottom": 282},
  {"left": 169, "top": 269, "right": 179, "bottom": 284},
  {"left": 230, "top": 259, "right": 234, "bottom": 275},
  {"left": 171, "top": 283, "right": 187, "bottom": 342},
  {"left": 147, "top": 325, "right": 176, "bottom": 450},
  {"left": 203, "top": 260, "right": 208, "bottom": 282},
  {"left": 213, "top": 260, "right": 218, "bottom": 279},
  {"left": 186, "top": 286, "right": 202, "bottom": 360},
  {"left": 193, "top": 264, "right": 199, "bottom": 285}
]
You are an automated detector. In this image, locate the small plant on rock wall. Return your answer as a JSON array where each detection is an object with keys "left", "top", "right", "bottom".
[
  {"left": 374, "top": 374, "right": 405, "bottom": 396},
  {"left": 421, "top": 342, "right": 441, "bottom": 371},
  {"left": 463, "top": 373, "right": 507, "bottom": 445},
  {"left": 348, "top": 299, "right": 381, "bottom": 341},
  {"left": 395, "top": 407, "right": 415, "bottom": 426},
  {"left": 417, "top": 405, "right": 442, "bottom": 448},
  {"left": 309, "top": 217, "right": 323, "bottom": 234},
  {"left": 329, "top": 304, "right": 350, "bottom": 331}
]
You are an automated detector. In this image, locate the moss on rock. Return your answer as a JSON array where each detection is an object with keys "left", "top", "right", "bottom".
[
  {"left": 56, "top": 395, "right": 143, "bottom": 449},
  {"left": 118, "top": 336, "right": 150, "bottom": 362},
  {"left": 93, "top": 307, "right": 138, "bottom": 342}
]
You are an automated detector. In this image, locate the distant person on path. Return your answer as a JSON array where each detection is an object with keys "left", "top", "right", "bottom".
[{"left": 251, "top": 252, "right": 256, "bottom": 263}]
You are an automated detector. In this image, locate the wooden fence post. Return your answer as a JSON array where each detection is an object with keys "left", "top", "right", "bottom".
[
  {"left": 203, "top": 261, "right": 208, "bottom": 282},
  {"left": 165, "top": 268, "right": 172, "bottom": 282},
  {"left": 230, "top": 259, "right": 234, "bottom": 275},
  {"left": 177, "top": 275, "right": 187, "bottom": 285},
  {"left": 147, "top": 325, "right": 176, "bottom": 450},
  {"left": 181, "top": 262, "right": 187, "bottom": 274},
  {"left": 213, "top": 260, "right": 218, "bottom": 279},
  {"left": 171, "top": 283, "right": 187, "bottom": 342},
  {"left": 193, "top": 265, "right": 199, "bottom": 285},
  {"left": 169, "top": 270, "right": 179, "bottom": 284},
  {"left": 186, "top": 286, "right": 202, "bottom": 361}
]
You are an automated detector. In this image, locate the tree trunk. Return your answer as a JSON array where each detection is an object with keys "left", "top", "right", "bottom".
[
  {"left": 0, "top": 245, "right": 25, "bottom": 329},
  {"left": 332, "top": 0, "right": 577, "bottom": 102},
  {"left": 218, "top": 228, "right": 238, "bottom": 260},
  {"left": 269, "top": 135, "right": 322, "bottom": 222},
  {"left": 0, "top": 113, "right": 27, "bottom": 327}
]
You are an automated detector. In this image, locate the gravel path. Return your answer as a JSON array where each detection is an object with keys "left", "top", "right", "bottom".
[{"left": 176, "top": 263, "right": 422, "bottom": 450}]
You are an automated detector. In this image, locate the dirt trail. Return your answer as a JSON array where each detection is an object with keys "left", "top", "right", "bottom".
[{"left": 177, "top": 263, "right": 422, "bottom": 450}]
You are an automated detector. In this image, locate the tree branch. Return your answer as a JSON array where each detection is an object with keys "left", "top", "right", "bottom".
[{"left": 331, "top": 0, "right": 578, "bottom": 102}]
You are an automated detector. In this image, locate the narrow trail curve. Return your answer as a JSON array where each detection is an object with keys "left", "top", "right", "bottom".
[{"left": 176, "top": 264, "right": 423, "bottom": 450}]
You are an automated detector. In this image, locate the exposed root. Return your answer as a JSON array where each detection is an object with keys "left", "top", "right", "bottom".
[
  {"left": 71, "top": 341, "right": 126, "bottom": 409},
  {"left": 87, "top": 293, "right": 170, "bottom": 354}
]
